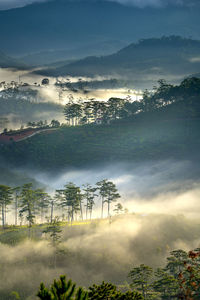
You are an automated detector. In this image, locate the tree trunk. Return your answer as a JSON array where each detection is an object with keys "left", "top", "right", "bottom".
[
  {"left": 15, "top": 195, "right": 18, "bottom": 226},
  {"left": 101, "top": 197, "right": 104, "bottom": 219},
  {"left": 50, "top": 202, "right": 54, "bottom": 223},
  {"left": 2, "top": 204, "right": 5, "bottom": 228},
  {"left": 86, "top": 199, "right": 88, "bottom": 220},
  {"left": 80, "top": 201, "right": 83, "bottom": 221},
  {"left": 4, "top": 205, "right": 6, "bottom": 225}
]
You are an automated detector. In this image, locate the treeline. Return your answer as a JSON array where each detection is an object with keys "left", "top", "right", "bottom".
[
  {"left": 37, "top": 248, "right": 200, "bottom": 299},
  {"left": 63, "top": 77, "right": 200, "bottom": 126},
  {"left": 0, "top": 179, "right": 122, "bottom": 228}
]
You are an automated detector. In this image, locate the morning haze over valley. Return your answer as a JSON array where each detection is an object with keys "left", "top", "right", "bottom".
[{"left": 0, "top": 0, "right": 200, "bottom": 299}]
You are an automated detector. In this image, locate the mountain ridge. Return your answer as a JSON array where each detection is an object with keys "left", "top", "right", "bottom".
[{"left": 0, "top": 0, "right": 200, "bottom": 55}]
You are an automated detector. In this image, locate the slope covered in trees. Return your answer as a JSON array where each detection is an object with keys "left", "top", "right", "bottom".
[{"left": 0, "top": 77, "right": 199, "bottom": 171}]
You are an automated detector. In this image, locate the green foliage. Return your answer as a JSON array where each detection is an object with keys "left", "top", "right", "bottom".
[
  {"left": 10, "top": 291, "right": 20, "bottom": 300},
  {"left": 128, "top": 265, "right": 153, "bottom": 299},
  {"left": 37, "top": 275, "right": 88, "bottom": 300},
  {"left": 88, "top": 281, "right": 143, "bottom": 300},
  {"left": 153, "top": 268, "right": 179, "bottom": 299},
  {"left": 43, "top": 217, "right": 62, "bottom": 246},
  {"left": 165, "top": 249, "right": 188, "bottom": 278},
  {"left": 1, "top": 77, "right": 200, "bottom": 171}
]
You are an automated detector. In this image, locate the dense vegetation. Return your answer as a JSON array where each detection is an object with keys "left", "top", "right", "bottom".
[
  {"left": 1, "top": 77, "right": 200, "bottom": 171},
  {"left": 37, "top": 250, "right": 200, "bottom": 300}
]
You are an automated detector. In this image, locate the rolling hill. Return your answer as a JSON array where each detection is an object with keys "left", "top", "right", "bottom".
[
  {"left": 1, "top": 77, "right": 200, "bottom": 172},
  {"left": 0, "top": 0, "right": 200, "bottom": 56},
  {"left": 36, "top": 36, "right": 200, "bottom": 87}
]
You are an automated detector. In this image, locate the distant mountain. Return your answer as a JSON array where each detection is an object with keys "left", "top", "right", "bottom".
[
  {"left": 20, "top": 40, "right": 126, "bottom": 66},
  {"left": 36, "top": 36, "right": 200, "bottom": 87},
  {"left": 0, "top": 51, "right": 27, "bottom": 69},
  {"left": 0, "top": 0, "right": 200, "bottom": 56}
]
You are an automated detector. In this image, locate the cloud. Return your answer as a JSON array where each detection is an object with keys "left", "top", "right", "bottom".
[
  {"left": 0, "top": 0, "right": 48, "bottom": 10},
  {"left": 108, "top": 0, "right": 198, "bottom": 8},
  {"left": 0, "top": 0, "right": 198, "bottom": 10}
]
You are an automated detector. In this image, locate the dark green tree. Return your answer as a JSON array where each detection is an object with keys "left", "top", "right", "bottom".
[
  {"left": 82, "top": 184, "right": 96, "bottom": 220},
  {"left": 37, "top": 275, "right": 88, "bottom": 300},
  {"left": 114, "top": 202, "right": 123, "bottom": 215},
  {"left": 64, "top": 103, "right": 82, "bottom": 126},
  {"left": 88, "top": 281, "right": 143, "bottom": 300},
  {"left": 165, "top": 250, "right": 188, "bottom": 279},
  {"left": 153, "top": 268, "right": 179, "bottom": 299},
  {"left": 19, "top": 183, "right": 37, "bottom": 229},
  {"left": 128, "top": 264, "right": 153, "bottom": 299}
]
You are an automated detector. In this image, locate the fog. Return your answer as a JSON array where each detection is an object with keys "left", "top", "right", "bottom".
[
  {"left": 7, "top": 159, "right": 200, "bottom": 219},
  {"left": 0, "top": 213, "right": 200, "bottom": 299},
  {"left": 1, "top": 158, "right": 200, "bottom": 298}
]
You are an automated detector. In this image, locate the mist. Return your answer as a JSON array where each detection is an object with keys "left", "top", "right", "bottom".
[
  {"left": 0, "top": 212, "right": 200, "bottom": 299},
  {"left": 6, "top": 159, "right": 199, "bottom": 218},
  {"left": 0, "top": 0, "right": 48, "bottom": 10}
]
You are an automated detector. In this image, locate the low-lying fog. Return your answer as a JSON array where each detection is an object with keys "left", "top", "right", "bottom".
[
  {"left": 0, "top": 68, "right": 199, "bottom": 299},
  {"left": 4, "top": 159, "right": 200, "bottom": 220},
  {"left": 1, "top": 161, "right": 200, "bottom": 298},
  {"left": 0, "top": 68, "right": 143, "bottom": 104}
]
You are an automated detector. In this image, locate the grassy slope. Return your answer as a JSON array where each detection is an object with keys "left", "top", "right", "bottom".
[{"left": 0, "top": 101, "right": 200, "bottom": 172}]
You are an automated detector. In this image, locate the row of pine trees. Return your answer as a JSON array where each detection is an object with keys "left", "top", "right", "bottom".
[{"left": 0, "top": 179, "right": 122, "bottom": 227}]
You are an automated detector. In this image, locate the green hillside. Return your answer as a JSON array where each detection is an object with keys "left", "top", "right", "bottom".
[
  {"left": 0, "top": 105, "right": 199, "bottom": 171},
  {"left": 1, "top": 77, "right": 200, "bottom": 172}
]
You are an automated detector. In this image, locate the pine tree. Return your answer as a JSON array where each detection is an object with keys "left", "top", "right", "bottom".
[
  {"left": 0, "top": 185, "right": 13, "bottom": 228},
  {"left": 37, "top": 275, "right": 88, "bottom": 300}
]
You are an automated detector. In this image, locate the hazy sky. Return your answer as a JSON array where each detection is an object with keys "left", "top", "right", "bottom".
[
  {"left": 0, "top": 0, "right": 48, "bottom": 10},
  {"left": 0, "top": 0, "right": 198, "bottom": 10}
]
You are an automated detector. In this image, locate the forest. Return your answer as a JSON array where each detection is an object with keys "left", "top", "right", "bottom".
[{"left": 0, "top": 76, "right": 200, "bottom": 299}]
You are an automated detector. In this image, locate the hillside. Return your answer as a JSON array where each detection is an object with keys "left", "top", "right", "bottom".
[
  {"left": 37, "top": 37, "right": 200, "bottom": 82},
  {"left": 20, "top": 40, "right": 126, "bottom": 66},
  {"left": 1, "top": 78, "right": 200, "bottom": 172},
  {"left": 0, "top": 0, "right": 200, "bottom": 56}
]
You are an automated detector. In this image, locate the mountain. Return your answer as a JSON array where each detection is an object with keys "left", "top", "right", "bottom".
[
  {"left": 36, "top": 36, "right": 200, "bottom": 87},
  {"left": 0, "top": 0, "right": 200, "bottom": 56},
  {"left": 0, "top": 51, "right": 27, "bottom": 69},
  {"left": 20, "top": 40, "right": 126, "bottom": 66}
]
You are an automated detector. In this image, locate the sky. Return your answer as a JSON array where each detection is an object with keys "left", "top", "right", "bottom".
[{"left": 0, "top": 0, "right": 198, "bottom": 10}]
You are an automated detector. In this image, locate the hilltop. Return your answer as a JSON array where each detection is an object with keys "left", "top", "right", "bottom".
[
  {"left": 37, "top": 36, "right": 200, "bottom": 83},
  {"left": 0, "top": 0, "right": 200, "bottom": 56}
]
